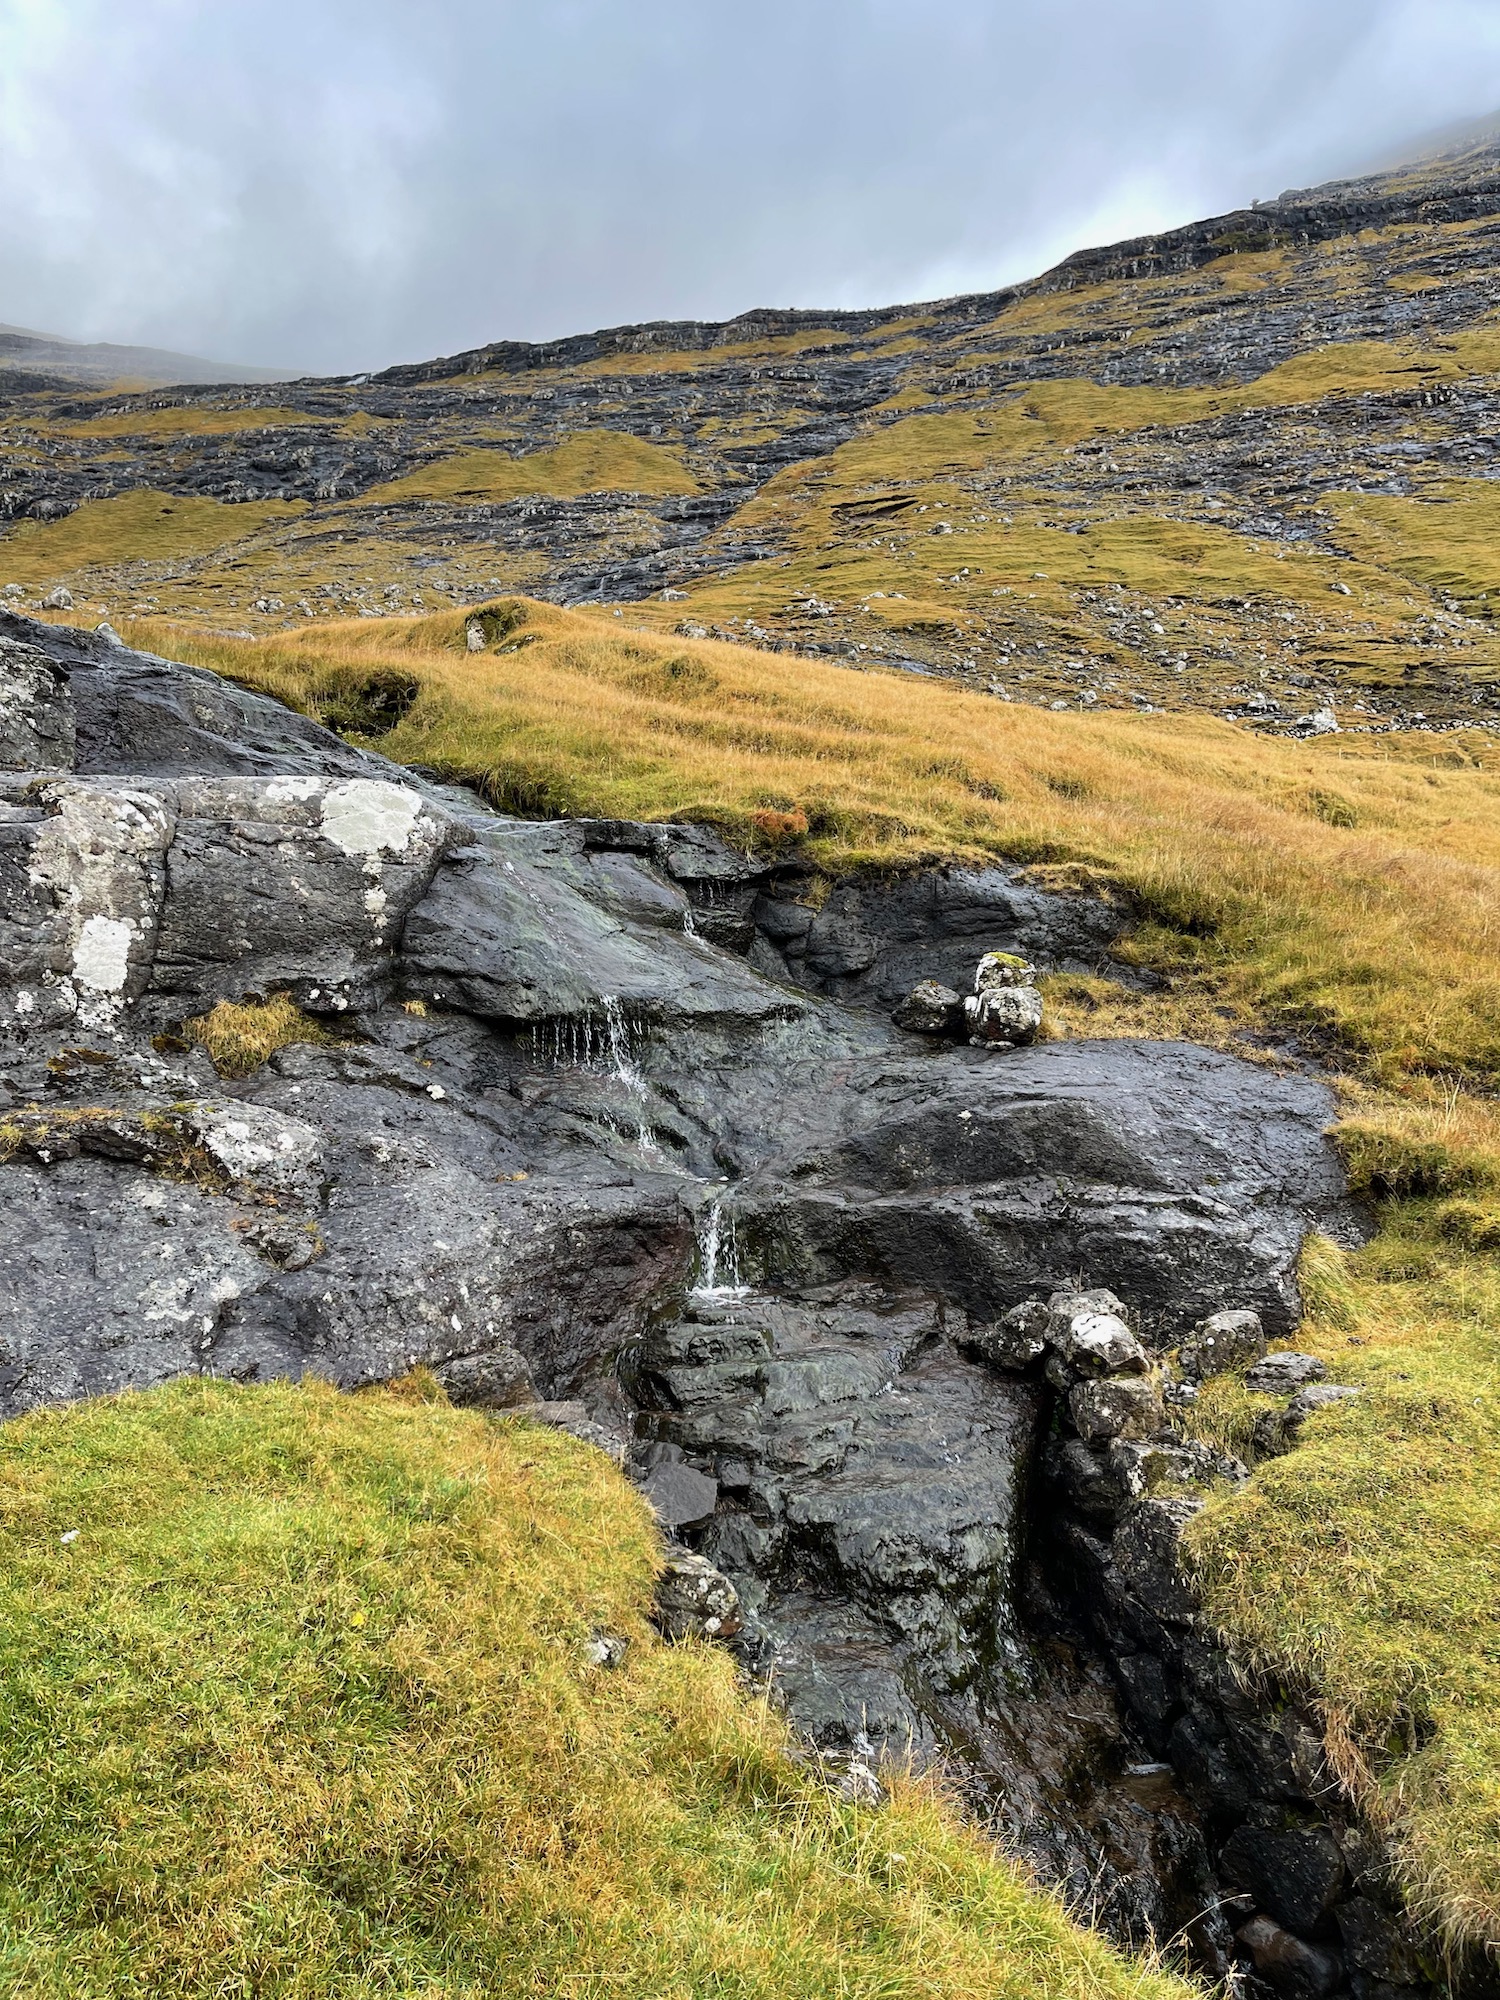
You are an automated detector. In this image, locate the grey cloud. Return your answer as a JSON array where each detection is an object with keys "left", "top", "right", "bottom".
[{"left": 2, "top": 0, "right": 1499, "bottom": 375}]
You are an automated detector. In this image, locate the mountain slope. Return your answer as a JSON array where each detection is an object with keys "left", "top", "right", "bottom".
[{"left": 8, "top": 142, "right": 1500, "bottom": 736}]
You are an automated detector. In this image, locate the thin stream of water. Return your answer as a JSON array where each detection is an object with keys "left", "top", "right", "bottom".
[
  {"left": 530, "top": 999, "right": 660, "bottom": 1156},
  {"left": 690, "top": 1192, "right": 749, "bottom": 1300}
]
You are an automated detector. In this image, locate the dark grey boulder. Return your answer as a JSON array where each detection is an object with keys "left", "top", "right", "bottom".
[
  {"left": 891, "top": 978, "right": 963, "bottom": 1034},
  {"left": 1236, "top": 1914, "right": 1345, "bottom": 1999},
  {"left": 1221, "top": 1823, "right": 1348, "bottom": 1935}
]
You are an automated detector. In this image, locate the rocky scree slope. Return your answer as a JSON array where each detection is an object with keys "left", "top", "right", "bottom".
[
  {"left": 1, "top": 614, "right": 1456, "bottom": 1998},
  {"left": 12, "top": 141, "right": 1500, "bottom": 735}
]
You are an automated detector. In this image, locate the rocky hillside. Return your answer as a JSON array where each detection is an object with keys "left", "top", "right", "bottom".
[
  {"left": 5, "top": 135, "right": 1500, "bottom": 2000},
  {"left": 10, "top": 139, "right": 1500, "bottom": 736},
  {"left": 3, "top": 609, "right": 1492, "bottom": 1999}
]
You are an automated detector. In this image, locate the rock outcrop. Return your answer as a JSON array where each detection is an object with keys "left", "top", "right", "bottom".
[{"left": 2, "top": 615, "right": 1398, "bottom": 1985}]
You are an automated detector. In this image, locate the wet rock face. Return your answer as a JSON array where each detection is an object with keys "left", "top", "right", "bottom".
[
  {"left": 0, "top": 616, "right": 1381, "bottom": 1968},
  {"left": 736, "top": 1038, "right": 1359, "bottom": 1338},
  {"left": 627, "top": 1286, "right": 1040, "bottom": 1743}
]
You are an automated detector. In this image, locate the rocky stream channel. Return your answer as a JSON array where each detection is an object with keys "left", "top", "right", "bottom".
[{"left": 0, "top": 611, "right": 1470, "bottom": 1999}]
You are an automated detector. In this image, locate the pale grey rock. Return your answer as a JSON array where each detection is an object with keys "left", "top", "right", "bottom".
[
  {"left": 963, "top": 1298, "right": 1050, "bottom": 1369},
  {"left": 965, "top": 980, "right": 1044, "bottom": 1047},
  {"left": 1056, "top": 1309, "right": 1150, "bottom": 1378},
  {"left": 1246, "top": 1351, "right": 1328, "bottom": 1394},
  {"left": 1069, "top": 1374, "right": 1166, "bottom": 1444},
  {"left": 1236, "top": 1915, "right": 1345, "bottom": 1998},
  {"left": 0, "top": 638, "right": 75, "bottom": 770},
  {"left": 653, "top": 1548, "right": 742, "bottom": 1641},
  {"left": 1179, "top": 1306, "right": 1266, "bottom": 1379}
]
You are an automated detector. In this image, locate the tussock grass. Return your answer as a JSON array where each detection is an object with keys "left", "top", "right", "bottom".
[
  {"left": 0, "top": 1376, "right": 1190, "bottom": 1999},
  {"left": 182, "top": 994, "right": 345, "bottom": 1080},
  {"left": 123, "top": 597, "right": 1500, "bottom": 1088}
]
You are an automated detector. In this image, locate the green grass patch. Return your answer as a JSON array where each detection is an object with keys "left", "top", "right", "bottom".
[{"left": 0, "top": 1377, "right": 1188, "bottom": 1999}]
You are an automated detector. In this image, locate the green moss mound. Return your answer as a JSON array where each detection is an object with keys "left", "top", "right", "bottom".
[{"left": 0, "top": 1378, "right": 1185, "bottom": 2000}]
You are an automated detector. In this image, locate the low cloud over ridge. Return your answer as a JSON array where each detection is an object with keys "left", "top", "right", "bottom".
[{"left": 4, "top": 0, "right": 1500, "bottom": 375}]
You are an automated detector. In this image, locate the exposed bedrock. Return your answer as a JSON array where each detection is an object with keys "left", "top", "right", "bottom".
[{"left": 6, "top": 616, "right": 1448, "bottom": 1992}]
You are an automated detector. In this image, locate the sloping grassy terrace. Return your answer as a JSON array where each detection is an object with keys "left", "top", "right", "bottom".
[{"left": 0, "top": 1378, "right": 1191, "bottom": 2000}]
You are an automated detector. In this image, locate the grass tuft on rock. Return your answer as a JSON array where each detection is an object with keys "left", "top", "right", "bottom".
[
  {"left": 182, "top": 993, "right": 345, "bottom": 1080},
  {"left": 0, "top": 1377, "right": 1189, "bottom": 2000}
]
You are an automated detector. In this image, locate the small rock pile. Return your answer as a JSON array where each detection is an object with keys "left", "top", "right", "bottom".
[
  {"left": 892, "top": 950, "right": 1043, "bottom": 1048},
  {"left": 964, "top": 1288, "right": 1250, "bottom": 1528}
]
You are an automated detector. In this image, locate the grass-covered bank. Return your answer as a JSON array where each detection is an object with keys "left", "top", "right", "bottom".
[
  {"left": 118, "top": 597, "right": 1500, "bottom": 1085},
  {"left": 97, "top": 599, "right": 1500, "bottom": 1959},
  {"left": 0, "top": 1378, "right": 1189, "bottom": 1999},
  {"left": 1185, "top": 1220, "right": 1500, "bottom": 1957}
]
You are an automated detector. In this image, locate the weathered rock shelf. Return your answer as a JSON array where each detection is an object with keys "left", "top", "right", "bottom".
[{"left": 0, "top": 613, "right": 1467, "bottom": 1995}]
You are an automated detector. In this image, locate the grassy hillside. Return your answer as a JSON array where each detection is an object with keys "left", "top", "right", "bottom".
[
  {"left": 0, "top": 1376, "right": 1189, "bottom": 2000},
  {"left": 121, "top": 599, "right": 1500, "bottom": 1083},
  {"left": 115, "top": 597, "right": 1500, "bottom": 1959}
]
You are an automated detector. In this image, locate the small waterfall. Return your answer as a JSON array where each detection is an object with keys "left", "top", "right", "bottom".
[
  {"left": 528, "top": 998, "right": 661, "bottom": 1156},
  {"left": 603, "top": 995, "right": 661, "bottom": 1156},
  {"left": 602, "top": 995, "right": 643, "bottom": 1091},
  {"left": 690, "top": 1190, "right": 748, "bottom": 1300}
]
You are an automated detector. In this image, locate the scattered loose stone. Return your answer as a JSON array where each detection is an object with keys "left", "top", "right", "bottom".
[
  {"left": 962, "top": 1297, "right": 1050, "bottom": 1369},
  {"left": 652, "top": 1548, "right": 742, "bottom": 1642},
  {"left": 963, "top": 950, "right": 1043, "bottom": 1048},
  {"left": 1051, "top": 1305, "right": 1149, "bottom": 1379},
  {"left": 640, "top": 1459, "right": 720, "bottom": 1529},
  {"left": 1286, "top": 1382, "right": 1363, "bottom": 1425},
  {"left": 434, "top": 1344, "right": 537, "bottom": 1408},
  {"left": 583, "top": 1628, "right": 630, "bottom": 1668},
  {"left": 1245, "top": 1351, "right": 1328, "bottom": 1394},
  {"left": 1178, "top": 1307, "right": 1266, "bottom": 1380},
  {"left": 891, "top": 978, "right": 963, "bottom": 1034}
]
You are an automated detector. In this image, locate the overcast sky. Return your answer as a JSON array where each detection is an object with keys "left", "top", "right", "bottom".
[{"left": 4, "top": 0, "right": 1500, "bottom": 376}]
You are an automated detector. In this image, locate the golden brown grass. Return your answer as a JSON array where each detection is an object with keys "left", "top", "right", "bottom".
[
  {"left": 44, "top": 406, "right": 326, "bottom": 439},
  {"left": 0, "top": 1376, "right": 1193, "bottom": 1999},
  {"left": 0, "top": 491, "right": 305, "bottom": 588},
  {"left": 122, "top": 597, "right": 1500, "bottom": 1087},
  {"left": 182, "top": 995, "right": 345, "bottom": 1080},
  {"left": 357, "top": 431, "right": 698, "bottom": 506}
]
